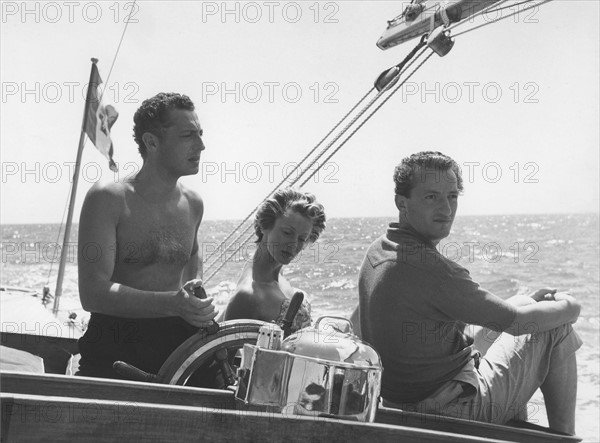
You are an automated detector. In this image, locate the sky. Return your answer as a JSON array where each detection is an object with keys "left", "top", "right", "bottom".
[{"left": 1, "top": 0, "right": 599, "bottom": 224}]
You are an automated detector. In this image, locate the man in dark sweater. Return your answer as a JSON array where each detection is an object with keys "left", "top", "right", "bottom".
[{"left": 358, "top": 151, "right": 582, "bottom": 434}]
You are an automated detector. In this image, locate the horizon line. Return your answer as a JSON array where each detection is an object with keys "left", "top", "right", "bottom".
[{"left": 1, "top": 212, "right": 598, "bottom": 226}]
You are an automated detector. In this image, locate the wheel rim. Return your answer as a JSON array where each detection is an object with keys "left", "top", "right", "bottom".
[{"left": 157, "top": 320, "right": 266, "bottom": 385}]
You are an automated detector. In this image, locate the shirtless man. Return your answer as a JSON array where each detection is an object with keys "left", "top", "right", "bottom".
[{"left": 76, "top": 92, "right": 217, "bottom": 379}]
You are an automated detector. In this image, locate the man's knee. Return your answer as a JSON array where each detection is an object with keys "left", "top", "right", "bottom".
[
  {"left": 525, "top": 322, "right": 579, "bottom": 347},
  {"left": 519, "top": 323, "right": 582, "bottom": 371},
  {"left": 549, "top": 323, "right": 583, "bottom": 358},
  {"left": 536, "top": 323, "right": 581, "bottom": 349}
]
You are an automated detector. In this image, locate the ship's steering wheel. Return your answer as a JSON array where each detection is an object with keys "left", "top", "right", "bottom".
[
  {"left": 157, "top": 319, "right": 266, "bottom": 387},
  {"left": 112, "top": 319, "right": 266, "bottom": 388},
  {"left": 113, "top": 291, "right": 307, "bottom": 388}
]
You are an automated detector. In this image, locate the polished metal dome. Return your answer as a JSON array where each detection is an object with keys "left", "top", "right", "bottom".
[{"left": 281, "top": 328, "right": 382, "bottom": 369}]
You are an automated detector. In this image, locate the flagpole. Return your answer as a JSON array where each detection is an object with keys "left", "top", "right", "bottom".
[{"left": 53, "top": 58, "right": 99, "bottom": 315}]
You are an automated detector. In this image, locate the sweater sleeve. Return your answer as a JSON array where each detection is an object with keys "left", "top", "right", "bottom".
[{"left": 432, "top": 263, "right": 517, "bottom": 331}]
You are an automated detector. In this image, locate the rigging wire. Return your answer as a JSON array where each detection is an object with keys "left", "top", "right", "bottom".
[
  {"left": 202, "top": 87, "right": 375, "bottom": 268},
  {"left": 452, "top": 0, "right": 554, "bottom": 39},
  {"left": 202, "top": 87, "right": 384, "bottom": 274},
  {"left": 295, "top": 46, "right": 431, "bottom": 188},
  {"left": 204, "top": 37, "right": 430, "bottom": 279},
  {"left": 101, "top": 1, "right": 137, "bottom": 95},
  {"left": 475, "top": 0, "right": 544, "bottom": 17},
  {"left": 48, "top": 2, "right": 135, "bottom": 303},
  {"left": 447, "top": 0, "right": 511, "bottom": 31},
  {"left": 204, "top": 46, "right": 436, "bottom": 285},
  {"left": 203, "top": 0, "right": 558, "bottom": 284},
  {"left": 202, "top": 85, "right": 379, "bottom": 276},
  {"left": 203, "top": 45, "right": 428, "bottom": 280},
  {"left": 204, "top": 231, "right": 256, "bottom": 285},
  {"left": 203, "top": 45, "right": 434, "bottom": 283},
  {"left": 302, "top": 49, "right": 435, "bottom": 186},
  {"left": 45, "top": 183, "right": 73, "bottom": 288}
]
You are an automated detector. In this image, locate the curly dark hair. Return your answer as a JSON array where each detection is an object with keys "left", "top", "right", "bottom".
[
  {"left": 132, "top": 92, "right": 195, "bottom": 159},
  {"left": 393, "top": 151, "right": 463, "bottom": 197},
  {"left": 254, "top": 188, "right": 326, "bottom": 243}
]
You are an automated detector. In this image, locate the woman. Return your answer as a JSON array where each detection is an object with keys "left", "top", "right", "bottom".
[{"left": 224, "top": 188, "right": 326, "bottom": 332}]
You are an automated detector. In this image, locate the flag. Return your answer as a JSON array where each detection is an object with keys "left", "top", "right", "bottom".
[{"left": 83, "top": 62, "right": 118, "bottom": 172}]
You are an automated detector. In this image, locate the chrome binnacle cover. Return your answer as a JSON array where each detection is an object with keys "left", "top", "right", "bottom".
[
  {"left": 280, "top": 326, "right": 381, "bottom": 370},
  {"left": 235, "top": 316, "right": 383, "bottom": 422}
]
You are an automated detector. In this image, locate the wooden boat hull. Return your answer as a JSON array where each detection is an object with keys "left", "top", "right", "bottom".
[
  {"left": 0, "top": 371, "right": 581, "bottom": 443},
  {"left": 0, "top": 320, "right": 582, "bottom": 442},
  {"left": 3, "top": 391, "right": 524, "bottom": 443}
]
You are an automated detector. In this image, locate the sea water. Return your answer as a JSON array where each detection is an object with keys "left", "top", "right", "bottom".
[{"left": 1, "top": 214, "right": 598, "bottom": 442}]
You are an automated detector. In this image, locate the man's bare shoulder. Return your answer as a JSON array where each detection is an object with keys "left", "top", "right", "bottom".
[
  {"left": 88, "top": 179, "right": 131, "bottom": 195},
  {"left": 179, "top": 184, "right": 204, "bottom": 216},
  {"left": 82, "top": 180, "right": 129, "bottom": 215},
  {"left": 179, "top": 184, "right": 203, "bottom": 206}
]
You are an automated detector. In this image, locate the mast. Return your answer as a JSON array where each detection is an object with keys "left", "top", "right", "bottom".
[{"left": 52, "top": 58, "right": 99, "bottom": 315}]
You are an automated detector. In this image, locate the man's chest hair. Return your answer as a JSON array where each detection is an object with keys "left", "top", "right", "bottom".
[{"left": 116, "top": 218, "right": 194, "bottom": 266}]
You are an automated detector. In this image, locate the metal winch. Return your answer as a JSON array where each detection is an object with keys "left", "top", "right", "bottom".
[{"left": 235, "top": 317, "right": 382, "bottom": 422}]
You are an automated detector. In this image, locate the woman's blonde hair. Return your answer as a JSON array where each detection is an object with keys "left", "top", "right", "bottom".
[{"left": 254, "top": 188, "right": 326, "bottom": 243}]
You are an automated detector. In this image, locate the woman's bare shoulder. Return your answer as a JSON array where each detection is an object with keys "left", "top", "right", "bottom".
[{"left": 224, "top": 284, "right": 257, "bottom": 320}]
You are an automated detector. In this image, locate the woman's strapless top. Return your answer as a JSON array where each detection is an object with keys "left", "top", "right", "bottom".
[{"left": 275, "top": 297, "right": 312, "bottom": 333}]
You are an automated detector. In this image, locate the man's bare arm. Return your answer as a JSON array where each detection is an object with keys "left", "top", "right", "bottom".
[
  {"left": 77, "top": 183, "right": 216, "bottom": 326},
  {"left": 470, "top": 288, "right": 562, "bottom": 352},
  {"left": 182, "top": 224, "right": 202, "bottom": 282},
  {"left": 182, "top": 187, "right": 204, "bottom": 282},
  {"left": 507, "top": 292, "right": 580, "bottom": 336},
  {"left": 183, "top": 251, "right": 201, "bottom": 282}
]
